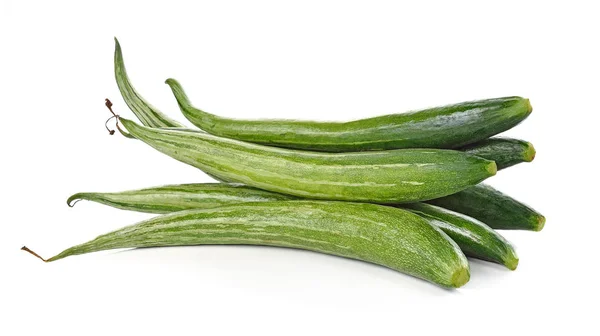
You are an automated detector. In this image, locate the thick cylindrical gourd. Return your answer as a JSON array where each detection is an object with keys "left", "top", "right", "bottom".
[
  {"left": 460, "top": 138, "right": 535, "bottom": 170},
  {"left": 68, "top": 183, "right": 296, "bottom": 214},
  {"left": 427, "top": 183, "right": 545, "bottom": 231},
  {"left": 29, "top": 201, "right": 471, "bottom": 288},
  {"left": 166, "top": 78, "right": 532, "bottom": 152},
  {"left": 114, "top": 38, "right": 183, "bottom": 128},
  {"left": 401, "top": 203, "right": 519, "bottom": 270},
  {"left": 119, "top": 117, "right": 496, "bottom": 203}
]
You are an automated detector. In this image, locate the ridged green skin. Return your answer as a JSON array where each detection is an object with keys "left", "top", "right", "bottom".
[
  {"left": 401, "top": 203, "right": 519, "bottom": 270},
  {"left": 427, "top": 184, "right": 545, "bottom": 231},
  {"left": 43, "top": 201, "right": 471, "bottom": 288},
  {"left": 119, "top": 117, "right": 496, "bottom": 203},
  {"left": 460, "top": 137, "right": 535, "bottom": 170},
  {"left": 166, "top": 78, "right": 532, "bottom": 152},
  {"left": 68, "top": 183, "right": 296, "bottom": 214},
  {"left": 159, "top": 134, "right": 532, "bottom": 178},
  {"left": 114, "top": 38, "right": 183, "bottom": 128}
]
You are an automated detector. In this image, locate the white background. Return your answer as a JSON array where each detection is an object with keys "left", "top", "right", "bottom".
[{"left": 2, "top": 0, "right": 598, "bottom": 334}]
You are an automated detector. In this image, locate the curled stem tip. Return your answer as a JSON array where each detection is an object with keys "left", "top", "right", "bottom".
[
  {"left": 21, "top": 246, "right": 48, "bottom": 262},
  {"left": 67, "top": 193, "right": 86, "bottom": 207},
  {"left": 104, "top": 98, "right": 130, "bottom": 137},
  {"left": 105, "top": 116, "right": 116, "bottom": 135},
  {"left": 68, "top": 199, "right": 81, "bottom": 207},
  {"left": 104, "top": 98, "right": 118, "bottom": 135}
]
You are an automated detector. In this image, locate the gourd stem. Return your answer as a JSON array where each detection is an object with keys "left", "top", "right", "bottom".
[
  {"left": 104, "top": 98, "right": 131, "bottom": 137},
  {"left": 21, "top": 246, "right": 48, "bottom": 262}
]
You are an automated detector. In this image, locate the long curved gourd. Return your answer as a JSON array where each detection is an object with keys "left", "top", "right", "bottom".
[
  {"left": 68, "top": 183, "right": 516, "bottom": 268},
  {"left": 401, "top": 203, "right": 519, "bottom": 269},
  {"left": 114, "top": 38, "right": 183, "bottom": 128},
  {"left": 24, "top": 201, "right": 470, "bottom": 288},
  {"left": 119, "top": 117, "right": 496, "bottom": 203},
  {"left": 166, "top": 78, "right": 532, "bottom": 152},
  {"left": 427, "top": 183, "right": 545, "bottom": 231}
]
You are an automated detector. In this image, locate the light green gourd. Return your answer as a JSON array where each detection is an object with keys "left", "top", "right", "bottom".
[{"left": 24, "top": 201, "right": 470, "bottom": 288}]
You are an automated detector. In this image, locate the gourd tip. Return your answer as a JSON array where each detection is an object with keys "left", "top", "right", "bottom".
[
  {"left": 524, "top": 98, "right": 532, "bottom": 114},
  {"left": 534, "top": 215, "right": 546, "bottom": 232},
  {"left": 165, "top": 78, "right": 177, "bottom": 86},
  {"left": 451, "top": 267, "right": 470, "bottom": 288},
  {"left": 505, "top": 252, "right": 519, "bottom": 271},
  {"left": 525, "top": 142, "right": 536, "bottom": 162},
  {"left": 21, "top": 246, "right": 48, "bottom": 262},
  {"left": 486, "top": 161, "right": 497, "bottom": 176}
]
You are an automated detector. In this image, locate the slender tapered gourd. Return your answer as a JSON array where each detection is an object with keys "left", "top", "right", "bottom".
[
  {"left": 460, "top": 138, "right": 535, "bottom": 170},
  {"left": 401, "top": 203, "right": 519, "bottom": 270},
  {"left": 118, "top": 117, "right": 496, "bottom": 203},
  {"left": 68, "top": 183, "right": 296, "bottom": 214},
  {"left": 427, "top": 183, "right": 545, "bottom": 231},
  {"left": 166, "top": 78, "right": 532, "bottom": 152},
  {"left": 25, "top": 201, "right": 470, "bottom": 288},
  {"left": 114, "top": 38, "right": 183, "bottom": 128}
]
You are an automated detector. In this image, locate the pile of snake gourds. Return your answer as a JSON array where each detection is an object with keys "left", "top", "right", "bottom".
[{"left": 23, "top": 39, "right": 544, "bottom": 289}]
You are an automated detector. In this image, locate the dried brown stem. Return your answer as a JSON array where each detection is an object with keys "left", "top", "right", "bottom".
[
  {"left": 21, "top": 246, "right": 48, "bottom": 262},
  {"left": 104, "top": 98, "right": 127, "bottom": 135}
]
